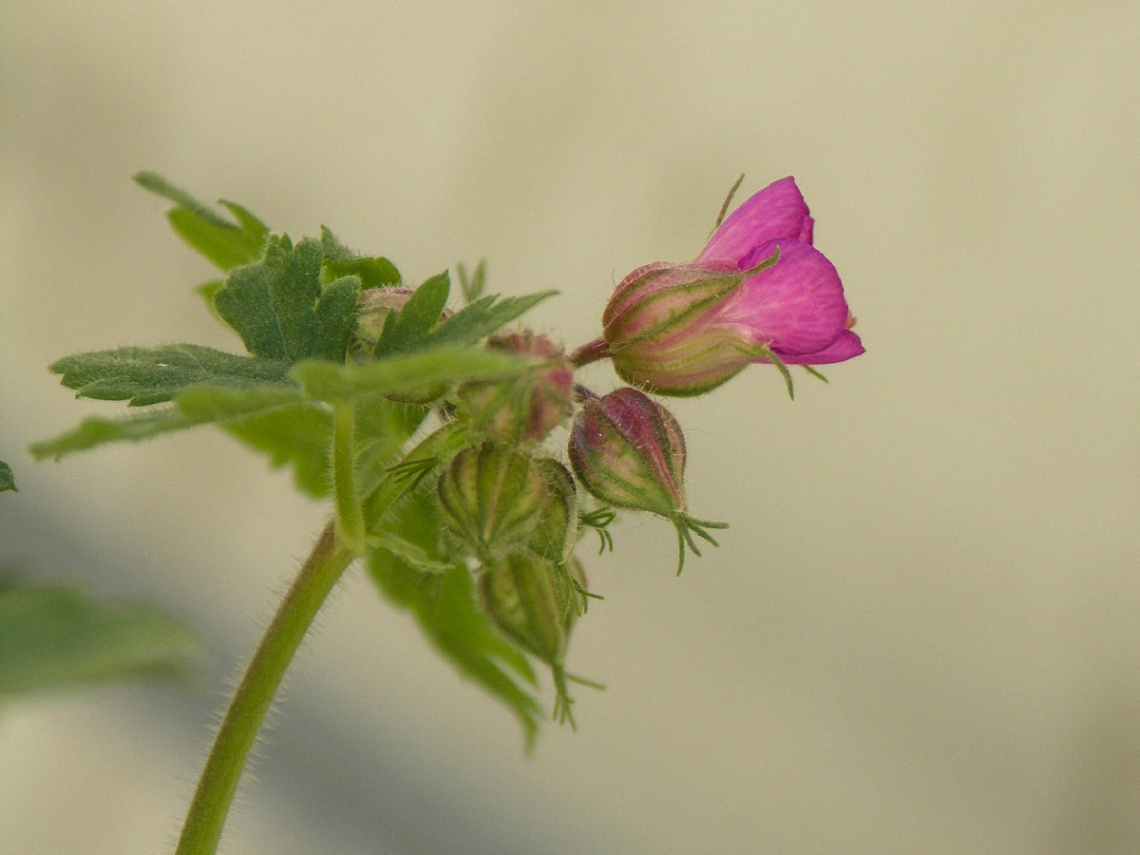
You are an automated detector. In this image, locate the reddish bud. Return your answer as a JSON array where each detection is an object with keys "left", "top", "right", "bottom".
[
  {"left": 454, "top": 331, "right": 574, "bottom": 444},
  {"left": 568, "top": 387, "right": 686, "bottom": 518}
]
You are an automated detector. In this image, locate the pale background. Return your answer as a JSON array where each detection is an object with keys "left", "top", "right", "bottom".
[{"left": 2, "top": 1, "right": 1139, "bottom": 853}]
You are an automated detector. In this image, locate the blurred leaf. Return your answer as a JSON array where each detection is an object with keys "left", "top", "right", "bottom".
[
  {"left": 366, "top": 489, "right": 542, "bottom": 744},
  {"left": 290, "top": 347, "right": 527, "bottom": 403},
  {"left": 320, "top": 228, "right": 401, "bottom": 290},
  {"left": 0, "top": 461, "right": 15, "bottom": 492},
  {"left": 134, "top": 172, "right": 269, "bottom": 271},
  {"left": 213, "top": 235, "right": 360, "bottom": 363},
  {"left": 0, "top": 584, "right": 203, "bottom": 695},
  {"left": 30, "top": 408, "right": 203, "bottom": 460},
  {"left": 456, "top": 260, "right": 486, "bottom": 304},
  {"left": 48, "top": 344, "right": 291, "bottom": 406},
  {"left": 31, "top": 383, "right": 304, "bottom": 460},
  {"left": 353, "top": 398, "right": 431, "bottom": 497},
  {"left": 220, "top": 402, "right": 334, "bottom": 498}
]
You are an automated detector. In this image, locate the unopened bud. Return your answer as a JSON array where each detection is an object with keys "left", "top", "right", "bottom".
[
  {"left": 454, "top": 331, "right": 573, "bottom": 444},
  {"left": 478, "top": 551, "right": 583, "bottom": 668},
  {"left": 568, "top": 387, "right": 686, "bottom": 518},
  {"left": 528, "top": 458, "right": 579, "bottom": 564},
  {"left": 568, "top": 387, "right": 726, "bottom": 574},
  {"left": 437, "top": 443, "right": 546, "bottom": 559},
  {"left": 349, "top": 287, "right": 415, "bottom": 360}
]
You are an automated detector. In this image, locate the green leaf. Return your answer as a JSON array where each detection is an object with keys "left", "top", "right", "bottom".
[
  {"left": 30, "top": 408, "right": 204, "bottom": 460},
  {"left": 320, "top": 228, "right": 401, "bottom": 290},
  {"left": 290, "top": 347, "right": 528, "bottom": 404},
  {"left": 219, "top": 402, "right": 334, "bottom": 498},
  {"left": 366, "top": 489, "right": 542, "bottom": 744},
  {"left": 0, "top": 461, "right": 15, "bottom": 492},
  {"left": 353, "top": 398, "right": 431, "bottom": 498},
  {"left": 0, "top": 583, "right": 203, "bottom": 695},
  {"left": 48, "top": 344, "right": 292, "bottom": 406},
  {"left": 31, "top": 383, "right": 305, "bottom": 460},
  {"left": 172, "top": 382, "right": 305, "bottom": 419},
  {"left": 134, "top": 172, "right": 269, "bottom": 271},
  {"left": 456, "top": 260, "right": 486, "bottom": 304},
  {"left": 428, "top": 290, "right": 557, "bottom": 349},
  {"left": 372, "top": 271, "right": 451, "bottom": 358},
  {"left": 213, "top": 235, "right": 360, "bottom": 364}
]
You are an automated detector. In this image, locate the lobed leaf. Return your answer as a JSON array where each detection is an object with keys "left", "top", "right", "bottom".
[
  {"left": 30, "top": 408, "right": 205, "bottom": 460},
  {"left": 290, "top": 347, "right": 528, "bottom": 403},
  {"left": 31, "top": 383, "right": 305, "bottom": 460},
  {"left": 48, "top": 344, "right": 291, "bottom": 406},
  {"left": 320, "top": 228, "right": 401, "bottom": 290},
  {"left": 352, "top": 398, "right": 432, "bottom": 498},
  {"left": 0, "top": 583, "right": 203, "bottom": 695},
  {"left": 213, "top": 235, "right": 360, "bottom": 364},
  {"left": 134, "top": 172, "right": 268, "bottom": 271}
]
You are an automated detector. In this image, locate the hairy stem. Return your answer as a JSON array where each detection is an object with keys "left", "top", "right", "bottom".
[
  {"left": 332, "top": 401, "right": 366, "bottom": 554},
  {"left": 175, "top": 519, "right": 356, "bottom": 855},
  {"left": 568, "top": 337, "right": 611, "bottom": 368}
]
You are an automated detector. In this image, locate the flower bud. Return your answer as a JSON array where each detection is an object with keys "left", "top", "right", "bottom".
[
  {"left": 437, "top": 443, "right": 546, "bottom": 559},
  {"left": 568, "top": 387, "right": 686, "bottom": 518},
  {"left": 603, "top": 263, "right": 761, "bottom": 396},
  {"left": 528, "top": 458, "right": 579, "bottom": 564},
  {"left": 454, "top": 331, "right": 573, "bottom": 444},
  {"left": 478, "top": 551, "right": 584, "bottom": 668},
  {"left": 349, "top": 287, "right": 415, "bottom": 360},
  {"left": 601, "top": 177, "right": 863, "bottom": 397},
  {"left": 568, "top": 387, "right": 727, "bottom": 574}
]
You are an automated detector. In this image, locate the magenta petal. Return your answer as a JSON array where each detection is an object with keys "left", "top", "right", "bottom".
[
  {"left": 799, "top": 214, "right": 814, "bottom": 245},
  {"left": 697, "top": 177, "right": 811, "bottom": 267},
  {"left": 774, "top": 330, "right": 864, "bottom": 365},
  {"left": 711, "top": 240, "right": 849, "bottom": 356}
]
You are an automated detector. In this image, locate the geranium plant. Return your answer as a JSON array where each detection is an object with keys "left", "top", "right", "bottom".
[{"left": 20, "top": 172, "right": 861, "bottom": 855}]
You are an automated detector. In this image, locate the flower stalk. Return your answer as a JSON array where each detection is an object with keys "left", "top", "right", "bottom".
[{"left": 175, "top": 519, "right": 356, "bottom": 855}]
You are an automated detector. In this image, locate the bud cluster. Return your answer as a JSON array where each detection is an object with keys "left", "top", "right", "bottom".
[{"left": 357, "top": 177, "right": 860, "bottom": 726}]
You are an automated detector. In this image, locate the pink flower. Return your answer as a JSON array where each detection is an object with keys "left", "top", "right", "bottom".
[{"left": 599, "top": 177, "right": 863, "bottom": 396}]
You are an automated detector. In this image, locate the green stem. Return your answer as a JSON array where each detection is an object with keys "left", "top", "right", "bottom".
[
  {"left": 175, "top": 519, "right": 356, "bottom": 855},
  {"left": 332, "top": 400, "right": 366, "bottom": 554}
]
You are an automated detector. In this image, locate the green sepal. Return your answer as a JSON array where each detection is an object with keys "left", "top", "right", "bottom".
[
  {"left": 0, "top": 583, "right": 203, "bottom": 695},
  {"left": 366, "top": 488, "right": 542, "bottom": 746},
  {"left": 754, "top": 346, "right": 794, "bottom": 400},
  {"left": 802, "top": 364, "right": 829, "bottom": 384},
  {"left": 47, "top": 344, "right": 292, "bottom": 406},
  {"left": 134, "top": 172, "right": 268, "bottom": 271}
]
